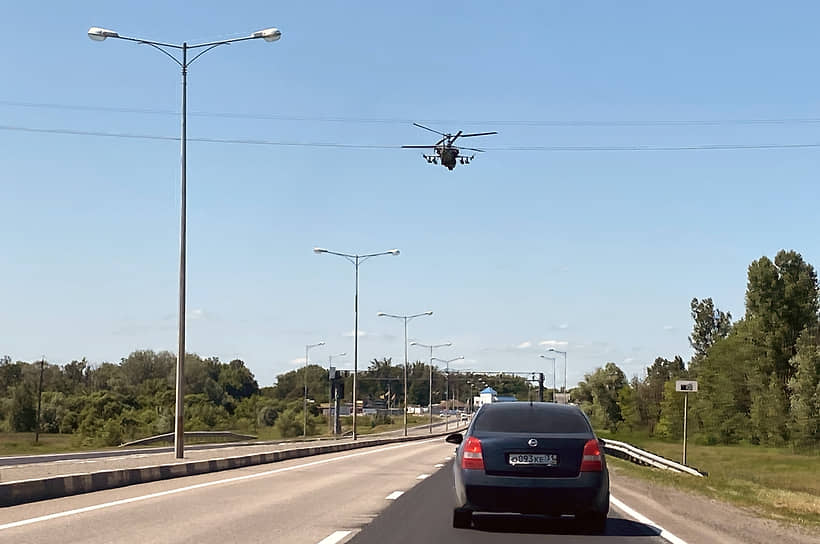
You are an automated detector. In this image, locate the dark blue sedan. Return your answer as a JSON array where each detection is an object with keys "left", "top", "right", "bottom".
[{"left": 446, "top": 402, "right": 609, "bottom": 531}]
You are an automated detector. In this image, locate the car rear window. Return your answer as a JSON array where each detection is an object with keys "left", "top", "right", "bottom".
[{"left": 473, "top": 405, "right": 592, "bottom": 434}]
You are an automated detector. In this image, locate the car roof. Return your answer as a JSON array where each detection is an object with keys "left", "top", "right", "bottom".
[{"left": 478, "top": 401, "right": 583, "bottom": 415}]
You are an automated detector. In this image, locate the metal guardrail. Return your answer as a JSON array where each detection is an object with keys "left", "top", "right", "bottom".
[
  {"left": 119, "top": 431, "right": 258, "bottom": 447},
  {"left": 602, "top": 438, "right": 707, "bottom": 477}
]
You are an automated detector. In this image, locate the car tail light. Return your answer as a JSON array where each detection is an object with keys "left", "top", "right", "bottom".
[
  {"left": 461, "top": 436, "right": 484, "bottom": 470},
  {"left": 580, "top": 439, "right": 603, "bottom": 472}
]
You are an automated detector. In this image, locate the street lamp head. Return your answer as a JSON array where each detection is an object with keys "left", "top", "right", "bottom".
[
  {"left": 377, "top": 312, "right": 387, "bottom": 317},
  {"left": 252, "top": 28, "right": 282, "bottom": 42},
  {"left": 88, "top": 27, "right": 119, "bottom": 41},
  {"left": 410, "top": 341, "right": 419, "bottom": 346},
  {"left": 389, "top": 249, "right": 400, "bottom": 256},
  {"left": 313, "top": 247, "right": 327, "bottom": 254},
  {"left": 424, "top": 311, "right": 433, "bottom": 316},
  {"left": 318, "top": 341, "right": 326, "bottom": 346}
]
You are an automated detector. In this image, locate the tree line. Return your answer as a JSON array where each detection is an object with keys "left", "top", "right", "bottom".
[
  {"left": 0, "top": 348, "right": 531, "bottom": 445},
  {"left": 575, "top": 249, "right": 819, "bottom": 449}
]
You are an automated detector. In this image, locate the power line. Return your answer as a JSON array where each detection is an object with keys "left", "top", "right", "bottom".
[
  {"left": 2, "top": 124, "right": 820, "bottom": 152},
  {"left": 3, "top": 99, "right": 820, "bottom": 128}
]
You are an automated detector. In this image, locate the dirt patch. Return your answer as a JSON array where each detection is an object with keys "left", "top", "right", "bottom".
[{"left": 610, "top": 464, "right": 820, "bottom": 544}]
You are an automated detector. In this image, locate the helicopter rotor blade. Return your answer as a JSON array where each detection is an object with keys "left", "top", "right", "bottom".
[
  {"left": 459, "top": 131, "right": 498, "bottom": 138},
  {"left": 402, "top": 145, "right": 437, "bottom": 149},
  {"left": 457, "top": 146, "right": 485, "bottom": 152},
  {"left": 449, "top": 130, "right": 463, "bottom": 144},
  {"left": 413, "top": 122, "right": 447, "bottom": 136}
]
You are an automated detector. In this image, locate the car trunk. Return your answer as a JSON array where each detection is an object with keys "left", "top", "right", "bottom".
[{"left": 475, "top": 431, "right": 592, "bottom": 478}]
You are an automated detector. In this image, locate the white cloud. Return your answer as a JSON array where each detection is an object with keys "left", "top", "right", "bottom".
[
  {"left": 288, "top": 357, "right": 305, "bottom": 366},
  {"left": 539, "top": 340, "right": 569, "bottom": 347},
  {"left": 342, "top": 330, "right": 369, "bottom": 338},
  {"left": 516, "top": 341, "right": 532, "bottom": 349},
  {"left": 623, "top": 357, "right": 635, "bottom": 364},
  {"left": 663, "top": 325, "right": 675, "bottom": 331},
  {"left": 558, "top": 323, "right": 569, "bottom": 330},
  {"left": 189, "top": 309, "right": 205, "bottom": 320}
]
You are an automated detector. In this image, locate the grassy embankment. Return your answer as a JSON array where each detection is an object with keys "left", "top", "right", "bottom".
[{"left": 597, "top": 429, "right": 820, "bottom": 528}]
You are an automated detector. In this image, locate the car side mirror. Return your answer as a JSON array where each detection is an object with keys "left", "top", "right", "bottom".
[{"left": 445, "top": 433, "right": 463, "bottom": 445}]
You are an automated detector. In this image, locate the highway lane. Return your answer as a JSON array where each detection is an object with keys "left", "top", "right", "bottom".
[
  {"left": 0, "top": 437, "right": 456, "bottom": 544},
  {"left": 349, "top": 464, "right": 671, "bottom": 544}
]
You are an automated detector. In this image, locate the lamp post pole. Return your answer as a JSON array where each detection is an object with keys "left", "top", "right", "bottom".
[
  {"left": 547, "top": 348, "right": 568, "bottom": 401},
  {"left": 433, "top": 356, "right": 464, "bottom": 431},
  {"left": 314, "top": 248, "right": 399, "bottom": 439},
  {"left": 411, "top": 341, "right": 452, "bottom": 433},
  {"left": 89, "top": 25, "right": 282, "bottom": 459},
  {"left": 540, "top": 355, "right": 557, "bottom": 402},
  {"left": 377, "top": 311, "right": 433, "bottom": 436},
  {"left": 303, "top": 341, "right": 325, "bottom": 437}
]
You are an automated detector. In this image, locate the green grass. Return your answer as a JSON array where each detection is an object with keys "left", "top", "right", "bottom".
[
  {"left": 599, "top": 429, "right": 820, "bottom": 528},
  {"left": 0, "top": 432, "right": 107, "bottom": 456}
]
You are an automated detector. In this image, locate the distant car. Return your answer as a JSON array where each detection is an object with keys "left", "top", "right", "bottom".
[
  {"left": 446, "top": 402, "right": 609, "bottom": 531},
  {"left": 460, "top": 413, "right": 470, "bottom": 422}
]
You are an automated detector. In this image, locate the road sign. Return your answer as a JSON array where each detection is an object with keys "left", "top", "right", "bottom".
[{"left": 675, "top": 380, "right": 698, "bottom": 393}]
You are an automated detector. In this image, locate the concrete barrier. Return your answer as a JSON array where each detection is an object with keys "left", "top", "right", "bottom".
[{"left": 0, "top": 429, "right": 463, "bottom": 507}]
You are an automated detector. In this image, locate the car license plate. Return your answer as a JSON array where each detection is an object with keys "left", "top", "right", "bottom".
[{"left": 508, "top": 453, "right": 558, "bottom": 466}]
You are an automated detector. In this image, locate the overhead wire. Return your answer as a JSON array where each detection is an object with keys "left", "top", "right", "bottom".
[
  {"left": 3, "top": 99, "right": 820, "bottom": 127},
  {"left": 2, "top": 124, "right": 820, "bottom": 152}
]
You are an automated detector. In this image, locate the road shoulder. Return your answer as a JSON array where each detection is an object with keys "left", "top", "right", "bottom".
[{"left": 609, "top": 464, "right": 820, "bottom": 544}]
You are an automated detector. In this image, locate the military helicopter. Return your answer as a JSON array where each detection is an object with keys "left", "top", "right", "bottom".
[{"left": 402, "top": 123, "right": 497, "bottom": 170}]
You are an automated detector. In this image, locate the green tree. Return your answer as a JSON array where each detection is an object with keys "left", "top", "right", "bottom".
[
  {"left": 10, "top": 382, "right": 37, "bottom": 432},
  {"left": 688, "top": 297, "right": 732, "bottom": 369},
  {"left": 656, "top": 381, "right": 685, "bottom": 439},
  {"left": 789, "top": 326, "right": 820, "bottom": 447}
]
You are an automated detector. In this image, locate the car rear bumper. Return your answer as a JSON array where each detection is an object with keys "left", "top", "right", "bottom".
[{"left": 455, "top": 470, "right": 609, "bottom": 515}]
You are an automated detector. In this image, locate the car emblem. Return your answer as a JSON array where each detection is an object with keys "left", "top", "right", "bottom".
[{"left": 528, "top": 438, "right": 538, "bottom": 447}]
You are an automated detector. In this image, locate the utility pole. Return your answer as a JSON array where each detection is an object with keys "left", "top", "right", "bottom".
[{"left": 35, "top": 357, "right": 45, "bottom": 444}]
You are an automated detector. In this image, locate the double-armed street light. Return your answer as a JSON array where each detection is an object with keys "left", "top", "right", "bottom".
[
  {"left": 432, "top": 356, "right": 464, "bottom": 431},
  {"left": 377, "top": 311, "right": 433, "bottom": 436},
  {"left": 314, "top": 248, "right": 399, "bottom": 439},
  {"left": 89, "top": 24, "right": 282, "bottom": 459},
  {"left": 410, "top": 341, "right": 452, "bottom": 432},
  {"left": 303, "top": 342, "right": 325, "bottom": 437}
]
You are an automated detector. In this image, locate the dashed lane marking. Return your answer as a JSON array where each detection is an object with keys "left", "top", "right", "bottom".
[
  {"left": 611, "top": 495, "right": 689, "bottom": 544},
  {"left": 416, "top": 474, "right": 430, "bottom": 480},
  {"left": 316, "top": 530, "right": 352, "bottom": 544},
  {"left": 385, "top": 491, "right": 404, "bottom": 500},
  {"left": 434, "top": 463, "right": 444, "bottom": 468}
]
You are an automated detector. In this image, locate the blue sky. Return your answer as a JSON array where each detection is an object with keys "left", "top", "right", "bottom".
[{"left": 3, "top": 1, "right": 820, "bottom": 388}]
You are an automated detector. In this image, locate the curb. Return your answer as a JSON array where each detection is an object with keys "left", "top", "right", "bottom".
[{"left": 0, "top": 429, "right": 461, "bottom": 507}]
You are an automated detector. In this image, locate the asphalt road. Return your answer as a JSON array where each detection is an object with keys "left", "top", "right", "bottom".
[
  {"left": 0, "top": 436, "right": 456, "bottom": 544},
  {"left": 349, "top": 463, "right": 669, "bottom": 544}
]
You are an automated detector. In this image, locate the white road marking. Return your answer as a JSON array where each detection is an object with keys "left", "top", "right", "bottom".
[
  {"left": 316, "top": 530, "right": 352, "bottom": 544},
  {"left": 611, "top": 495, "right": 689, "bottom": 544},
  {"left": 416, "top": 473, "right": 430, "bottom": 480},
  {"left": 385, "top": 491, "right": 404, "bottom": 500},
  {"left": 0, "top": 438, "right": 440, "bottom": 531},
  {"left": 434, "top": 463, "right": 444, "bottom": 468}
]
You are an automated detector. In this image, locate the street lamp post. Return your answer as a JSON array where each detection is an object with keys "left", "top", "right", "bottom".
[
  {"left": 314, "top": 248, "right": 399, "bottom": 440},
  {"left": 89, "top": 25, "right": 282, "bottom": 459},
  {"left": 377, "top": 311, "right": 433, "bottom": 436},
  {"left": 327, "top": 352, "right": 345, "bottom": 434},
  {"left": 410, "top": 341, "right": 452, "bottom": 433},
  {"left": 303, "top": 341, "right": 325, "bottom": 437},
  {"left": 540, "top": 355, "right": 557, "bottom": 402},
  {"left": 433, "top": 356, "right": 464, "bottom": 431},
  {"left": 547, "top": 348, "right": 568, "bottom": 400}
]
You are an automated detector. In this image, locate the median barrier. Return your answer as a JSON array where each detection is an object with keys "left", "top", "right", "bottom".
[{"left": 0, "top": 427, "right": 465, "bottom": 507}]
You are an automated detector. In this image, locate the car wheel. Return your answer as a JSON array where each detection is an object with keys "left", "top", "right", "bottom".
[
  {"left": 578, "top": 511, "right": 607, "bottom": 533},
  {"left": 452, "top": 508, "right": 472, "bottom": 529}
]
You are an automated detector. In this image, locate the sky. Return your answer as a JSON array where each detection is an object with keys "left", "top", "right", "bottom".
[{"left": 3, "top": 1, "right": 820, "bottom": 388}]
